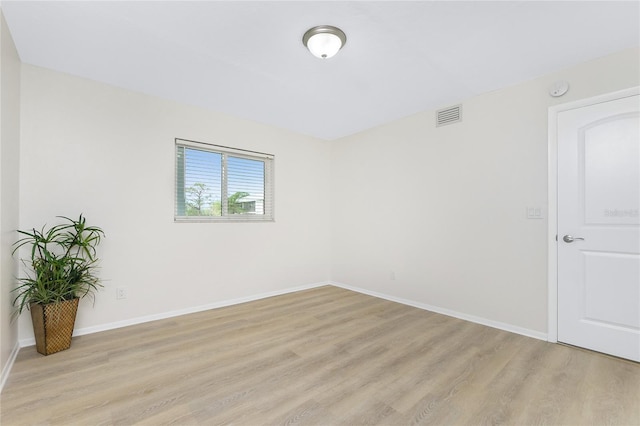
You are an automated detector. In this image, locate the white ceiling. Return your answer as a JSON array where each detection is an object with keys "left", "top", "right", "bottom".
[{"left": 2, "top": 1, "right": 639, "bottom": 140}]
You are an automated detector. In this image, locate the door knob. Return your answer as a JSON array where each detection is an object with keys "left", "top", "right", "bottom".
[{"left": 563, "top": 235, "right": 585, "bottom": 243}]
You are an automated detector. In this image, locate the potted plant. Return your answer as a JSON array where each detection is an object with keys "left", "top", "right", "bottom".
[{"left": 12, "top": 214, "right": 105, "bottom": 355}]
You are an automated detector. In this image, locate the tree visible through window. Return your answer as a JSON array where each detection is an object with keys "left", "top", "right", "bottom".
[{"left": 175, "top": 140, "right": 274, "bottom": 221}]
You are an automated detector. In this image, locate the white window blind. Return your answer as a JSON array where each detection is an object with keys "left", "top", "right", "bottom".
[{"left": 175, "top": 139, "right": 274, "bottom": 222}]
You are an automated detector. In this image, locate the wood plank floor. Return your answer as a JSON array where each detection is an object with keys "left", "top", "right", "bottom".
[{"left": 1, "top": 286, "right": 639, "bottom": 425}]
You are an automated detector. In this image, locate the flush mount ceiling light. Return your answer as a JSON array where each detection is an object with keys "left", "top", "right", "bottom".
[{"left": 302, "top": 25, "right": 347, "bottom": 59}]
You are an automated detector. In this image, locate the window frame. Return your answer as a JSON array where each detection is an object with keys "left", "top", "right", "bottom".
[{"left": 174, "top": 138, "right": 274, "bottom": 223}]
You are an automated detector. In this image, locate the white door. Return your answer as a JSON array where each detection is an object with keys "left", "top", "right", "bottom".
[{"left": 557, "top": 94, "right": 640, "bottom": 362}]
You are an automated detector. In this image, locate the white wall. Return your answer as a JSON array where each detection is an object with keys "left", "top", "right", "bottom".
[
  {"left": 330, "top": 48, "right": 640, "bottom": 336},
  {"left": 17, "top": 64, "right": 331, "bottom": 342},
  {"left": 10, "top": 42, "right": 640, "bottom": 347},
  {"left": 0, "top": 9, "right": 21, "bottom": 385}
]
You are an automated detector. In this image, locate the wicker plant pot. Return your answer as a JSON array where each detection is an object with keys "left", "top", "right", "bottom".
[{"left": 30, "top": 298, "right": 79, "bottom": 356}]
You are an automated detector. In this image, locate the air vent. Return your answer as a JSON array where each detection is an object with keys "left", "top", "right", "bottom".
[{"left": 436, "top": 104, "right": 462, "bottom": 127}]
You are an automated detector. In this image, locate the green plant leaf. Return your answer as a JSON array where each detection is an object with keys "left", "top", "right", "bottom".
[{"left": 11, "top": 214, "right": 105, "bottom": 318}]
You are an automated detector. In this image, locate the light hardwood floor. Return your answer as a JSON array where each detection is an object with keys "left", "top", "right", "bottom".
[{"left": 1, "top": 286, "right": 639, "bottom": 425}]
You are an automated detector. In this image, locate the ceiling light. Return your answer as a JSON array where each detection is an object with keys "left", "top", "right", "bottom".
[{"left": 302, "top": 25, "right": 347, "bottom": 59}]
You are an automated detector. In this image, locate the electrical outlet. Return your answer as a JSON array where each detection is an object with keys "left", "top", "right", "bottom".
[{"left": 116, "top": 287, "right": 127, "bottom": 300}]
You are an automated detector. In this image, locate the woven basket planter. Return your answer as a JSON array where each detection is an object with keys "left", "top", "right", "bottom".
[{"left": 30, "top": 298, "right": 79, "bottom": 356}]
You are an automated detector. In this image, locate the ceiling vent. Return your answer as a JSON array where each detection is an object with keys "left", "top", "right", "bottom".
[{"left": 436, "top": 104, "right": 462, "bottom": 127}]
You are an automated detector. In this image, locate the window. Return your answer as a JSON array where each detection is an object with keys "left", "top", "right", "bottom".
[{"left": 175, "top": 139, "right": 274, "bottom": 222}]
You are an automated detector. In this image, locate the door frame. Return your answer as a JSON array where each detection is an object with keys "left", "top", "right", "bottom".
[{"left": 547, "top": 86, "right": 639, "bottom": 343}]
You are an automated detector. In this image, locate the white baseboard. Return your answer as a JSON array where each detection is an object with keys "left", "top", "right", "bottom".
[
  {"left": 19, "top": 281, "right": 329, "bottom": 348},
  {"left": 18, "top": 280, "right": 546, "bottom": 350},
  {"left": 0, "top": 340, "right": 20, "bottom": 393},
  {"left": 330, "top": 281, "right": 548, "bottom": 341}
]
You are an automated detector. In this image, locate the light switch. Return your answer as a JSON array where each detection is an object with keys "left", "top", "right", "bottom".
[{"left": 527, "top": 207, "right": 544, "bottom": 219}]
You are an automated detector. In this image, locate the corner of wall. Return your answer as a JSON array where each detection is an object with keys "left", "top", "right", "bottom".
[{"left": 0, "top": 8, "right": 22, "bottom": 391}]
